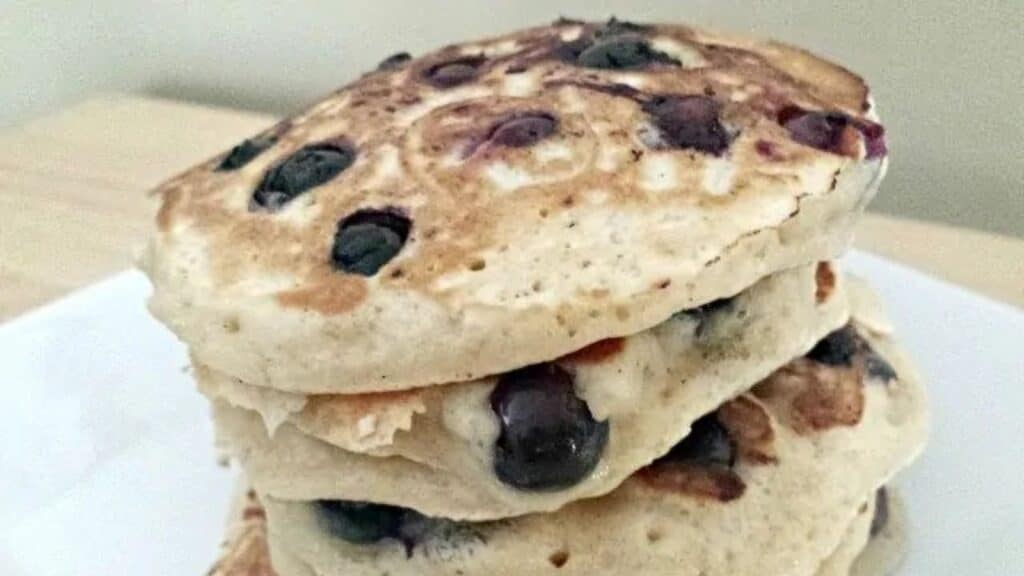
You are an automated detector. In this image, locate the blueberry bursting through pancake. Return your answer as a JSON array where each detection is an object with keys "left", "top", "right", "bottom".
[{"left": 204, "top": 263, "right": 850, "bottom": 519}]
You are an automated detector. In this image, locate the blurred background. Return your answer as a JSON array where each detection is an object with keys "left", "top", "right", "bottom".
[{"left": 1, "top": 0, "right": 1021, "bottom": 236}]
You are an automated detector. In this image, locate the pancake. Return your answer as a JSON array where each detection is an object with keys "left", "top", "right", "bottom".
[
  {"left": 144, "top": 17, "right": 888, "bottom": 394},
  {"left": 208, "top": 263, "right": 849, "bottom": 520},
  {"left": 208, "top": 486, "right": 895, "bottom": 576},
  {"left": 259, "top": 299, "right": 927, "bottom": 576}
]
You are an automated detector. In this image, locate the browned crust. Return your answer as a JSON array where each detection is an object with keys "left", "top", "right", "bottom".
[
  {"left": 208, "top": 491, "right": 277, "bottom": 576},
  {"left": 274, "top": 274, "right": 368, "bottom": 315},
  {"left": 153, "top": 18, "right": 878, "bottom": 317},
  {"left": 636, "top": 461, "right": 746, "bottom": 502},
  {"left": 718, "top": 394, "right": 778, "bottom": 464},
  {"left": 155, "top": 187, "right": 182, "bottom": 232},
  {"left": 559, "top": 337, "right": 626, "bottom": 364},
  {"left": 754, "top": 357, "right": 866, "bottom": 434},
  {"left": 815, "top": 261, "right": 837, "bottom": 304}
]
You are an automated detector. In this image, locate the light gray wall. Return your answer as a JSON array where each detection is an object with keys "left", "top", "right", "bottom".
[{"left": 2, "top": 0, "right": 1021, "bottom": 237}]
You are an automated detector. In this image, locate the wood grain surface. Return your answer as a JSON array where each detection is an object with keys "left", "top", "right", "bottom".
[{"left": 1, "top": 94, "right": 1021, "bottom": 321}]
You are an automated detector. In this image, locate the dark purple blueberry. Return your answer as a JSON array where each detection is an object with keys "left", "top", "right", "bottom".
[
  {"left": 424, "top": 56, "right": 485, "bottom": 88},
  {"left": 806, "top": 325, "right": 862, "bottom": 366},
  {"left": 659, "top": 413, "right": 736, "bottom": 468},
  {"left": 859, "top": 121, "right": 888, "bottom": 159},
  {"left": 780, "top": 106, "right": 888, "bottom": 158},
  {"left": 487, "top": 113, "right": 558, "bottom": 148},
  {"left": 552, "top": 18, "right": 660, "bottom": 68},
  {"left": 216, "top": 136, "right": 276, "bottom": 171},
  {"left": 316, "top": 500, "right": 409, "bottom": 544},
  {"left": 577, "top": 38, "right": 678, "bottom": 69},
  {"left": 642, "top": 95, "right": 732, "bottom": 155},
  {"left": 866, "top": 352, "right": 898, "bottom": 383},
  {"left": 779, "top": 107, "right": 852, "bottom": 153},
  {"left": 252, "top": 143, "right": 355, "bottom": 211},
  {"left": 870, "top": 487, "right": 889, "bottom": 537},
  {"left": 490, "top": 364, "right": 609, "bottom": 491},
  {"left": 378, "top": 52, "right": 412, "bottom": 71},
  {"left": 316, "top": 500, "right": 456, "bottom": 556},
  {"left": 331, "top": 209, "right": 411, "bottom": 276}
]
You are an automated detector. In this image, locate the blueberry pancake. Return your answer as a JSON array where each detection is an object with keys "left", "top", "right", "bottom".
[
  {"left": 209, "top": 486, "right": 899, "bottom": 576},
  {"left": 144, "top": 17, "right": 888, "bottom": 395},
  {"left": 207, "top": 263, "right": 849, "bottom": 520},
  {"left": 257, "top": 289, "right": 926, "bottom": 576}
]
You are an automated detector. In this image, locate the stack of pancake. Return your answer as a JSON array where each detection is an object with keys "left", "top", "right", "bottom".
[{"left": 143, "top": 18, "right": 928, "bottom": 576}]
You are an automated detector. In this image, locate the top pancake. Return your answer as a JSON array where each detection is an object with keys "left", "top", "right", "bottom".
[{"left": 144, "top": 18, "right": 888, "bottom": 393}]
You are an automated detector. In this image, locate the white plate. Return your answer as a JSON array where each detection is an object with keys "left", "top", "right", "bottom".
[{"left": 1, "top": 251, "right": 1022, "bottom": 575}]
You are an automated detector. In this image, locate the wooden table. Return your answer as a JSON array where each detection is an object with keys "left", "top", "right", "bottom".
[{"left": 1, "top": 94, "right": 1021, "bottom": 321}]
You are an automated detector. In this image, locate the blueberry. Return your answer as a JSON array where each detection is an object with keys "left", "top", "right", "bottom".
[
  {"left": 424, "top": 56, "right": 485, "bottom": 88},
  {"left": 216, "top": 136, "right": 276, "bottom": 171},
  {"left": 865, "top": 352, "right": 898, "bottom": 383},
  {"left": 378, "top": 52, "right": 412, "bottom": 71},
  {"left": 806, "top": 325, "right": 862, "bottom": 366},
  {"left": 640, "top": 412, "right": 744, "bottom": 502},
  {"left": 487, "top": 113, "right": 558, "bottom": 148},
  {"left": 859, "top": 121, "right": 888, "bottom": 159},
  {"left": 577, "top": 38, "right": 678, "bottom": 69},
  {"left": 316, "top": 500, "right": 473, "bottom": 557},
  {"left": 252, "top": 143, "right": 356, "bottom": 211},
  {"left": 779, "top": 106, "right": 888, "bottom": 158},
  {"left": 870, "top": 487, "right": 889, "bottom": 537},
  {"left": 779, "top": 107, "right": 852, "bottom": 153},
  {"left": 659, "top": 413, "right": 736, "bottom": 468},
  {"left": 642, "top": 95, "right": 732, "bottom": 155},
  {"left": 331, "top": 209, "right": 411, "bottom": 276},
  {"left": 316, "top": 500, "right": 409, "bottom": 544},
  {"left": 490, "top": 364, "right": 609, "bottom": 491}
]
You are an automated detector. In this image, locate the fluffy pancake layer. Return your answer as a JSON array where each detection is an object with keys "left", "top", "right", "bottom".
[
  {"left": 256, "top": 294, "right": 925, "bottom": 576},
  {"left": 146, "top": 18, "right": 887, "bottom": 394},
  {"left": 208, "top": 263, "right": 849, "bottom": 519},
  {"left": 208, "top": 486, "right": 904, "bottom": 576}
]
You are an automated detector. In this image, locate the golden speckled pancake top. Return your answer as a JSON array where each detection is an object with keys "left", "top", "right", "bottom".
[{"left": 146, "top": 18, "right": 888, "bottom": 393}]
